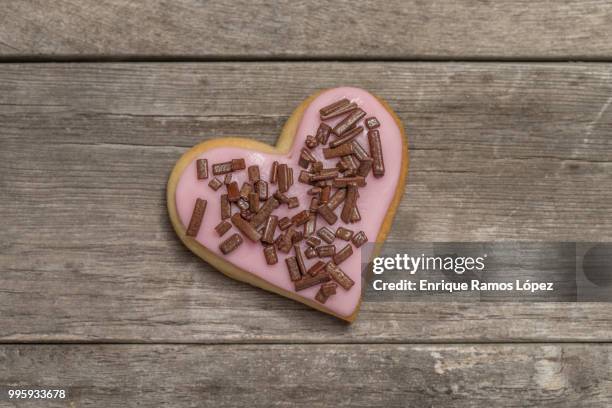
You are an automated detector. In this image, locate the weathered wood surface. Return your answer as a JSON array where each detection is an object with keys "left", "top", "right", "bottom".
[
  {"left": 0, "top": 344, "right": 610, "bottom": 407},
  {"left": 1, "top": 63, "right": 611, "bottom": 342},
  {"left": 1, "top": 1, "right": 612, "bottom": 59}
]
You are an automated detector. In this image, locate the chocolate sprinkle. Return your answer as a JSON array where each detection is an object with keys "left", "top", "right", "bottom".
[
  {"left": 196, "top": 159, "right": 209, "bottom": 180},
  {"left": 255, "top": 180, "right": 269, "bottom": 201},
  {"left": 325, "top": 261, "right": 355, "bottom": 290},
  {"left": 306, "top": 236, "right": 322, "bottom": 247},
  {"left": 215, "top": 220, "right": 232, "bottom": 237},
  {"left": 327, "top": 188, "right": 346, "bottom": 211},
  {"left": 319, "top": 281, "right": 338, "bottom": 300},
  {"left": 345, "top": 155, "right": 360, "bottom": 171},
  {"left": 315, "top": 281, "right": 338, "bottom": 303},
  {"left": 308, "top": 187, "right": 322, "bottom": 195},
  {"left": 305, "top": 135, "right": 318, "bottom": 149},
  {"left": 317, "top": 226, "right": 336, "bottom": 244},
  {"left": 270, "top": 161, "right": 278, "bottom": 184},
  {"left": 291, "top": 210, "right": 311, "bottom": 226},
  {"left": 340, "top": 183, "right": 358, "bottom": 223},
  {"left": 337, "top": 157, "right": 351, "bottom": 173},
  {"left": 321, "top": 102, "right": 358, "bottom": 121},
  {"left": 294, "top": 244, "right": 307, "bottom": 276},
  {"left": 316, "top": 123, "right": 332, "bottom": 145},
  {"left": 261, "top": 215, "right": 278, "bottom": 244},
  {"left": 310, "top": 169, "right": 339, "bottom": 182},
  {"left": 231, "top": 158, "right": 246, "bottom": 171},
  {"left": 227, "top": 181, "right": 241, "bottom": 202},
  {"left": 351, "top": 231, "right": 368, "bottom": 248},
  {"left": 333, "top": 176, "right": 366, "bottom": 188},
  {"left": 248, "top": 192, "right": 260, "bottom": 213},
  {"left": 248, "top": 165, "right": 260, "bottom": 183},
  {"left": 329, "top": 126, "right": 363, "bottom": 148},
  {"left": 277, "top": 229, "right": 295, "bottom": 253},
  {"left": 311, "top": 161, "right": 324, "bottom": 173},
  {"left": 285, "top": 256, "right": 302, "bottom": 281},
  {"left": 263, "top": 245, "right": 278, "bottom": 265},
  {"left": 368, "top": 129, "right": 385, "bottom": 178},
  {"left": 186, "top": 198, "right": 207, "bottom": 237},
  {"left": 220, "top": 233, "right": 243, "bottom": 254},
  {"left": 224, "top": 173, "right": 233, "bottom": 185},
  {"left": 365, "top": 116, "right": 381, "bottom": 129},
  {"left": 335, "top": 226, "right": 354, "bottom": 241},
  {"left": 309, "top": 196, "right": 320, "bottom": 212},
  {"left": 231, "top": 213, "right": 262, "bottom": 242},
  {"left": 319, "top": 98, "right": 350, "bottom": 117},
  {"left": 287, "top": 196, "right": 299, "bottom": 209},
  {"left": 240, "top": 208, "right": 253, "bottom": 221},
  {"left": 304, "top": 214, "right": 317, "bottom": 236},
  {"left": 314, "top": 289, "right": 328, "bottom": 303},
  {"left": 236, "top": 197, "right": 249, "bottom": 211},
  {"left": 321, "top": 281, "right": 338, "bottom": 297},
  {"left": 332, "top": 109, "right": 365, "bottom": 136},
  {"left": 273, "top": 191, "right": 290, "bottom": 204},
  {"left": 305, "top": 247, "right": 317, "bottom": 259},
  {"left": 278, "top": 163, "right": 289, "bottom": 193},
  {"left": 332, "top": 244, "right": 353, "bottom": 265},
  {"left": 316, "top": 244, "right": 336, "bottom": 258},
  {"left": 357, "top": 157, "right": 373, "bottom": 177},
  {"left": 320, "top": 185, "right": 331, "bottom": 204},
  {"left": 240, "top": 182, "right": 252, "bottom": 199},
  {"left": 317, "top": 204, "right": 338, "bottom": 225},
  {"left": 220, "top": 194, "right": 231, "bottom": 220},
  {"left": 208, "top": 177, "right": 223, "bottom": 191},
  {"left": 299, "top": 148, "right": 317, "bottom": 169},
  {"left": 323, "top": 143, "right": 354, "bottom": 159},
  {"left": 212, "top": 161, "right": 233, "bottom": 175},
  {"left": 298, "top": 170, "right": 312, "bottom": 184},
  {"left": 307, "top": 260, "right": 327, "bottom": 277},
  {"left": 351, "top": 140, "right": 371, "bottom": 161},
  {"left": 292, "top": 230, "right": 304, "bottom": 244}
]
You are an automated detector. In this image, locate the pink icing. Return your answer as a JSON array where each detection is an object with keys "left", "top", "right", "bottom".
[{"left": 175, "top": 87, "right": 404, "bottom": 317}]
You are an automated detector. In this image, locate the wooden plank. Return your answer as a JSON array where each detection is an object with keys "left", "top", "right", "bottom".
[
  {"left": 0, "top": 344, "right": 610, "bottom": 407},
  {"left": 0, "top": 63, "right": 611, "bottom": 342},
  {"left": 1, "top": 1, "right": 612, "bottom": 59}
]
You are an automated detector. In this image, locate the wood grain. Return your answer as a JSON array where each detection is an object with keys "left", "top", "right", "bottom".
[
  {"left": 1, "top": 63, "right": 611, "bottom": 342},
  {"left": 1, "top": 344, "right": 611, "bottom": 407},
  {"left": 1, "top": 1, "right": 612, "bottom": 59}
]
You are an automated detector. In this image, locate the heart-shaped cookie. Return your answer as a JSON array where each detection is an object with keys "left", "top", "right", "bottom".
[{"left": 167, "top": 87, "right": 408, "bottom": 322}]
